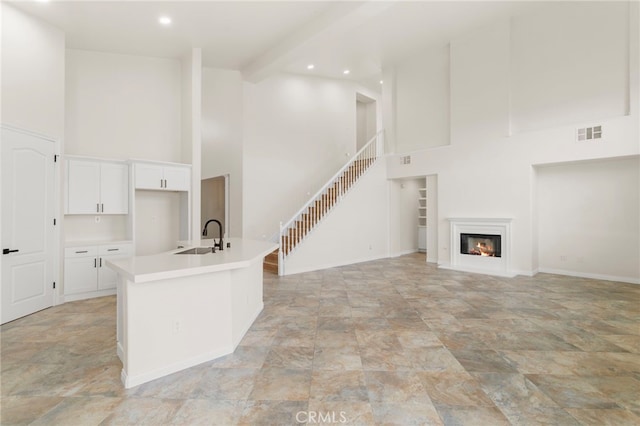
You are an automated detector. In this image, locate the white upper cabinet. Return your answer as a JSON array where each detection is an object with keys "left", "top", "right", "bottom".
[
  {"left": 66, "top": 158, "right": 129, "bottom": 215},
  {"left": 134, "top": 162, "right": 190, "bottom": 191},
  {"left": 100, "top": 163, "right": 129, "bottom": 214}
]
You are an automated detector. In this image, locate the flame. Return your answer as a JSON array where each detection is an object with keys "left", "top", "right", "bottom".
[{"left": 476, "top": 242, "right": 494, "bottom": 257}]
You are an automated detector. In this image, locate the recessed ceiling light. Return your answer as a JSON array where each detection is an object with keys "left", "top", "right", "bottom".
[
  {"left": 343, "top": 70, "right": 350, "bottom": 75},
  {"left": 380, "top": 80, "right": 384, "bottom": 84},
  {"left": 158, "top": 16, "right": 172, "bottom": 26},
  {"left": 307, "top": 64, "right": 315, "bottom": 70}
]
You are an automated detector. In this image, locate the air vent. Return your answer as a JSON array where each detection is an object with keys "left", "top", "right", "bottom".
[
  {"left": 577, "top": 125, "right": 602, "bottom": 142},
  {"left": 401, "top": 155, "right": 411, "bottom": 165}
]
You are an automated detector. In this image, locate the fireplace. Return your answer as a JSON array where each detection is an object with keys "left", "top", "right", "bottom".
[
  {"left": 445, "top": 218, "right": 514, "bottom": 277},
  {"left": 460, "top": 233, "right": 501, "bottom": 257}
]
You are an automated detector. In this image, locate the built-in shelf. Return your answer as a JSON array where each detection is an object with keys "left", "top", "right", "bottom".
[{"left": 418, "top": 188, "right": 426, "bottom": 252}]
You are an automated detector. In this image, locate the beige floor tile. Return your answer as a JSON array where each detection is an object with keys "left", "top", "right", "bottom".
[
  {"left": 313, "top": 344, "right": 362, "bottom": 370},
  {"left": 418, "top": 372, "right": 494, "bottom": 406},
  {"left": 370, "top": 401, "right": 444, "bottom": 425},
  {"left": 306, "top": 401, "right": 376, "bottom": 425},
  {"left": 248, "top": 368, "right": 311, "bottom": 401},
  {"left": 309, "top": 369, "right": 369, "bottom": 402},
  {"left": 170, "top": 399, "right": 246, "bottom": 425},
  {"left": 0, "top": 396, "right": 63, "bottom": 425},
  {"left": 30, "top": 396, "right": 123, "bottom": 425},
  {"left": 435, "top": 405, "right": 511, "bottom": 425},
  {"left": 565, "top": 408, "right": 640, "bottom": 426},
  {"left": 3, "top": 255, "right": 640, "bottom": 425}
]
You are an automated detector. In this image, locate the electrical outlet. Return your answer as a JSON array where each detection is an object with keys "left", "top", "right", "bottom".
[
  {"left": 559, "top": 255, "right": 568, "bottom": 262},
  {"left": 94, "top": 216, "right": 100, "bottom": 223}
]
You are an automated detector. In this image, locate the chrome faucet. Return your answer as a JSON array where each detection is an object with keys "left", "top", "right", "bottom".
[{"left": 202, "top": 219, "right": 224, "bottom": 250}]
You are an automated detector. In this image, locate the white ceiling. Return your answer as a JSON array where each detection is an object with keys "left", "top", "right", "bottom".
[{"left": 9, "top": 0, "right": 544, "bottom": 86}]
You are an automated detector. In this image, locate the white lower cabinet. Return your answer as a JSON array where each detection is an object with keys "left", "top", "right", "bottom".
[{"left": 64, "top": 242, "right": 132, "bottom": 296}]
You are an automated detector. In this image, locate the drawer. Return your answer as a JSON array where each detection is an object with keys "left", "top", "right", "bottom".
[
  {"left": 99, "top": 243, "right": 132, "bottom": 256},
  {"left": 65, "top": 246, "right": 98, "bottom": 258}
]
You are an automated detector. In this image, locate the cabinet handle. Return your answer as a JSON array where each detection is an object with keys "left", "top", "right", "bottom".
[
  {"left": 101, "top": 204, "right": 104, "bottom": 212},
  {"left": 94, "top": 258, "right": 97, "bottom": 268},
  {"left": 100, "top": 258, "right": 102, "bottom": 267},
  {"left": 75, "top": 250, "right": 88, "bottom": 254},
  {"left": 164, "top": 179, "right": 167, "bottom": 188},
  {"left": 97, "top": 203, "right": 100, "bottom": 213},
  {"left": 160, "top": 178, "right": 164, "bottom": 188},
  {"left": 107, "top": 248, "right": 119, "bottom": 252}
]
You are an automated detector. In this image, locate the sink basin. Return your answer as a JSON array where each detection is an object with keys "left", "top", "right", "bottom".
[{"left": 175, "top": 247, "right": 213, "bottom": 255}]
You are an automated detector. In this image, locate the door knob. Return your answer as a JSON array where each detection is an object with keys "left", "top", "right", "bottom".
[{"left": 3, "top": 248, "right": 19, "bottom": 255}]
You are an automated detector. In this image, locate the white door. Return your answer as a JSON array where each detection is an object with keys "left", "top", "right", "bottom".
[{"left": 2, "top": 127, "right": 55, "bottom": 324}]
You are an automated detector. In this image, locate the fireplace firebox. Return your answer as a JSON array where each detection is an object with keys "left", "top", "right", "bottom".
[{"left": 460, "top": 233, "right": 501, "bottom": 257}]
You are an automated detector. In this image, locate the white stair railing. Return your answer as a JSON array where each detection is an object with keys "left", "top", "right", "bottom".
[{"left": 278, "top": 130, "right": 385, "bottom": 275}]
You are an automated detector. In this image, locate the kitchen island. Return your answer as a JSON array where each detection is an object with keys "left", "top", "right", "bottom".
[{"left": 106, "top": 238, "right": 278, "bottom": 388}]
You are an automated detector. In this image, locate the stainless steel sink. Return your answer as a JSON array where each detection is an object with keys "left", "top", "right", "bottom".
[{"left": 175, "top": 247, "right": 213, "bottom": 255}]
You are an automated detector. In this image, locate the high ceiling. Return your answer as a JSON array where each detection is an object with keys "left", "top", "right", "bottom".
[{"left": 8, "top": 1, "right": 543, "bottom": 87}]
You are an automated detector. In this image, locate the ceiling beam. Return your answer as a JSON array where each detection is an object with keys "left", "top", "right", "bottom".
[{"left": 241, "top": 1, "right": 396, "bottom": 83}]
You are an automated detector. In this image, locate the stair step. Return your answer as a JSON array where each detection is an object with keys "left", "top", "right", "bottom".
[{"left": 263, "top": 249, "right": 279, "bottom": 274}]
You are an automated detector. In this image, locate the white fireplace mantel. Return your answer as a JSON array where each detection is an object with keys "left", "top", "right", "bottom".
[{"left": 441, "top": 218, "right": 515, "bottom": 277}]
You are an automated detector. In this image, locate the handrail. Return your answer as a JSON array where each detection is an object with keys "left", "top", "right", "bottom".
[
  {"left": 277, "top": 130, "right": 385, "bottom": 274},
  {"left": 280, "top": 130, "right": 384, "bottom": 231}
]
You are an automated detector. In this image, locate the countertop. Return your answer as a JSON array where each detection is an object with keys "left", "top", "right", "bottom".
[{"left": 106, "top": 238, "right": 278, "bottom": 283}]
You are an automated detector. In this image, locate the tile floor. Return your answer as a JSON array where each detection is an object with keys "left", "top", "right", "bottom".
[{"left": 1, "top": 253, "right": 639, "bottom": 425}]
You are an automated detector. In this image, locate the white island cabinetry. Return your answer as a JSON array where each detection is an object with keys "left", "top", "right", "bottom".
[{"left": 107, "top": 238, "right": 277, "bottom": 388}]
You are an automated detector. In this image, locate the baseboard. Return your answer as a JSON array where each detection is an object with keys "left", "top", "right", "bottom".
[
  {"left": 438, "top": 263, "right": 517, "bottom": 278},
  {"left": 538, "top": 267, "right": 640, "bottom": 285},
  {"left": 426, "top": 256, "right": 438, "bottom": 264},
  {"left": 60, "top": 288, "right": 116, "bottom": 304},
  {"left": 284, "top": 253, "right": 389, "bottom": 276},
  {"left": 121, "top": 345, "right": 234, "bottom": 389},
  {"left": 390, "top": 249, "right": 420, "bottom": 257}
]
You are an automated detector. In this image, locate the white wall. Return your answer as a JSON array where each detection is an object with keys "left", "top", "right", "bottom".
[
  {"left": 65, "top": 49, "right": 182, "bottom": 161},
  {"left": 425, "top": 174, "right": 438, "bottom": 263},
  {"left": 1, "top": 2, "right": 66, "bottom": 301},
  {"left": 242, "top": 73, "right": 380, "bottom": 240},
  {"left": 1, "top": 3, "right": 65, "bottom": 140},
  {"left": 396, "top": 43, "right": 450, "bottom": 152},
  {"left": 201, "top": 67, "right": 244, "bottom": 237},
  {"left": 284, "top": 161, "right": 389, "bottom": 275},
  {"left": 536, "top": 157, "right": 639, "bottom": 283},
  {"left": 388, "top": 178, "right": 421, "bottom": 256},
  {"left": 134, "top": 191, "right": 181, "bottom": 256},
  {"left": 64, "top": 49, "right": 185, "bottom": 250},
  {"left": 181, "top": 48, "right": 202, "bottom": 241},
  {"left": 510, "top": 2, "right": 630, "bottom": 133},
  {"left": 450, "top": 21, "right": 509, "bottom": 143},
  {"left": 386, "top": 2, "right": 639, "bottom": 280}
]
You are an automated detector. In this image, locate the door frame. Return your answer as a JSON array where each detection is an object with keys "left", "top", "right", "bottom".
[
  {"left": 1, "top": 124, "right": 61, "bottom": 311},
  {"left": 200, "top": 174, "right": 230, "bottom": 238}
]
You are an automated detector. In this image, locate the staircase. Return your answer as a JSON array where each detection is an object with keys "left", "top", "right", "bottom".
[
  {"left": 263, "top": 250, "right": 279, "bottom": 274},
  {"left": 264, "top": 131, "right": 384, "bottom": 276}
]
